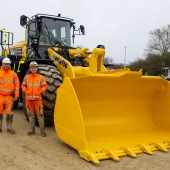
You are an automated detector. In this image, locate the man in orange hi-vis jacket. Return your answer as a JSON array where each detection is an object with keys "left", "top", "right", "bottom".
[
  {"left": 0, "top": 58, "right": 20, "bottom": 134},
  {"left": 21, "top": 61, "right": 48, "bottom": 137}
]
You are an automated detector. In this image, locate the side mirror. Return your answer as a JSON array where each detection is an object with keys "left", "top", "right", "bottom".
[
  {"left": 80, "top": 25, "right": 85, "bottom": 35},
  {"left": 72, "top": 23, "right": 85, "bottom": 45},
  {"left": 20, "top": 15, "right": 27, "bottom": 26}
]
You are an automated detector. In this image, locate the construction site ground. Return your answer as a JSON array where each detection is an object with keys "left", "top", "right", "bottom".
[{"left": 1, "top": 104, "right": 170, "bottom": 170}]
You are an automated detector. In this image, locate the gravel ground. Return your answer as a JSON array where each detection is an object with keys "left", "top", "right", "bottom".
[{"left": 0, "top": 105, "right": 170, "bottom": 170}]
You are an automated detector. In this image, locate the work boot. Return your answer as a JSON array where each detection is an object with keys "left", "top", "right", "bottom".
[
  {"left": 38, "top": 114, "right": 46, "bottom": 137},
  {"left": 6, "top": 115, "right": 16, "bottom": 134},
  {"left": 0, "top": 114, "right": 3, "bottom": 132},
  {"left": 27, "top": 115, "right": 35, "bottom": 136}
]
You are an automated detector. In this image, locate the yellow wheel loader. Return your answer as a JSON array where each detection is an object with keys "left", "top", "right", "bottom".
[{"left": 1, "top": 14, "right": 170, "bottom": 164}]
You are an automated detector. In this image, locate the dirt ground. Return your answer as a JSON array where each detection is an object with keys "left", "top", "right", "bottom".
[{"left": 1, "top": 105, "right": 170, "bottom": 170}]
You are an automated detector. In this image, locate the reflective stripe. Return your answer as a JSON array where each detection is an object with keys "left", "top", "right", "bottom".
[
  {"left": 25, "top": 74, "right": 42, "bottom": 87},
  {"left": 39, "top": 75, "right": 42, "bottom": 86},
  {"left": 0, "top": 88, "right": 14, "bottom": 92},
  {"left": 27, "top": 84, "right": 41, "bottom": 86},
  {"left": 15, "top": 88, "right": 20, "bottom": 90},
  {"left": 22, "top": 82, "right": 26, "bottom": 85},
  {"left": 14, "top": 80, "right": 20, "bottom": 84},
  {"left": 0, "top": 71, "right": 15, "bottom": 83},
  {"left": 0, "top": 70, "right": 17, "bottom": 96},
  {"left": 26, "top": 75, "right": 28, "bottom": 85},
  {"left": 0, "top": 80, "right": 13, "bottom": 82},
  {"left": 41, "top": 82, "right": 47, "bottom": 86},
  {"left": 26, "top": 96, "right": 41, "bottom": 98}
]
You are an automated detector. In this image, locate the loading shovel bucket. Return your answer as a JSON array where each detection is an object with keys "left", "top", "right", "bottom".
[{"left": 54, "top": 70, "right": 170, "bottom": 163}]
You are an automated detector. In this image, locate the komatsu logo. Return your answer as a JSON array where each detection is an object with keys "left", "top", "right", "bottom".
[{"left": 53, "top": 55, "right": 68, "bottom": 68}]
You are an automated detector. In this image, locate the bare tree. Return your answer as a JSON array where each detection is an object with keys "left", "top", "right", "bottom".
[
  {"left": 146, "top": 25, "right": 170, "bottom": 55},
  {"left": 103, "top": 56, "right": 114, "bottom": 64}
]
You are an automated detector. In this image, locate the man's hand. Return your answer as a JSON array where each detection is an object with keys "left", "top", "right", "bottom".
[
  {"left": 14, "top": 96, "right": 19, "bottom": 101},
  {"left": 40, "top": 90, "right": 45, "bottom": 97}
]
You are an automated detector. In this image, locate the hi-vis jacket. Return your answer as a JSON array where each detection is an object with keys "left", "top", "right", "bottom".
[
  {"left": 21, "top": 73, "right": 48, "bottom": 100},
  {"left": 0, "top": 66, "right": 20, "bottom": 97}
]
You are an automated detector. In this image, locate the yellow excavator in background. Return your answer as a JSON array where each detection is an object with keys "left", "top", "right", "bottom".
[{"left": 1, "top": 13, "right": 170, "bottom": 164}]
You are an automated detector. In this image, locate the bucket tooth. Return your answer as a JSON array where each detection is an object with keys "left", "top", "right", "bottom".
[
  {"left": 103, "top": 149, "right": 120, "bottom": 161},
  {"left": 121, "top": 147, "right": 137, "bottom": 158},
  {"left": 79, "top": 150, "right": 99, "bottom": 164},
  {"left": 138, "top": 144, "right": 153, "bottom": 155},
  {"left": 152, "top": 142, "right": 168, "bottom": 152}
]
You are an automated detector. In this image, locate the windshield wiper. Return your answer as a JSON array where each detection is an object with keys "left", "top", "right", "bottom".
[
  {"left": 44, "top": 24, "right": 76, "bottom": 49},
  {"left": 44, "top": 24, "right": 63, "bottom": 47}
]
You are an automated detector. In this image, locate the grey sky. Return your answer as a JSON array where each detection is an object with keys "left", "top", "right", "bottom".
[{"left": 0, "top": 0, "right": 169, "bottom": 63}]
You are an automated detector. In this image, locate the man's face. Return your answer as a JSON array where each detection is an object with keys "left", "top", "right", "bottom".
[
  {"left": 30, "top": 66, "right": 38, "bottom": 74},
  {"left": 2, "top": 63, "right": 10, "bottom": 70}
]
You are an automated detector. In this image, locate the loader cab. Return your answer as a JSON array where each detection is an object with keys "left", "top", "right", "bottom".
[
  {"left": 20, "top": 14, "right": 85, "bottom": 60},
  {"left": 26, "top": 15, "right": 72, "bottom": 47}
]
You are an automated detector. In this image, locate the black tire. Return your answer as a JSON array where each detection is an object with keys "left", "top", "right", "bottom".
[
  {"left": 22, "top": 64, "right": 63, "bottom": 126},
  {"left": 39, "top": 64, "right": 63, "bottom": 125}
]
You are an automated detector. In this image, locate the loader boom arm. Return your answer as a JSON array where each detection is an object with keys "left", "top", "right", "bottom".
[{"left": 48, "top": 47, "right": 107, "bottom": 78}]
